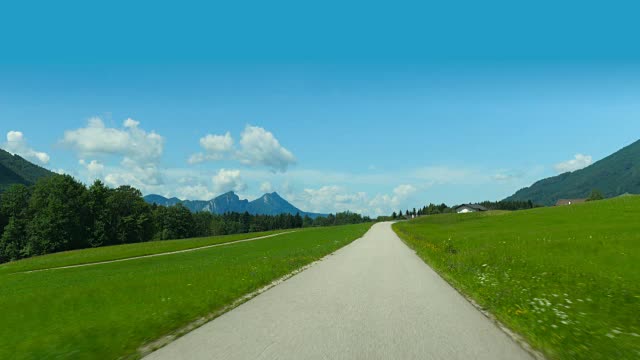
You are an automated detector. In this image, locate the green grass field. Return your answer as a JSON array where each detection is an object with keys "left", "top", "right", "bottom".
[
  {"left": 0, "top": 223, "right": 371, "bottom": 359},
  {"left": 0, "top": 230, "right": 286, "bottom": 275},
  {"left": 393, "top": 197, "right": 640, "bottom": 359}
]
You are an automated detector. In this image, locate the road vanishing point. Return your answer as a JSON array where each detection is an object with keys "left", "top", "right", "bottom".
[{"left": 146, "top": 222, "right": 533, "bottom": 360}]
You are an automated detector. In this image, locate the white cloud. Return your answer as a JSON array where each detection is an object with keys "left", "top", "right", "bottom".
[
  {"left": 201, "top": 132, "right": 233, "bottom": 153},
  {"left": 293, "top": 183, "right": 418, "bottom": 216},
  {"left": 123, "top": 118, "right": 140, "bottom": 128},
  {"left": 393, "top": 184, "right": 417, "bottom": 198},
  {"left": 279, "top": 179, "right": 297, "bottom": 199},
  {"left": 62, "top": 117, "right": 164, "bottom": 163},
  {"left": 299, "top": 185, "right": 369, "bottom": 214},
  {"left": 63, "top": 118, "right": 166, "bottom": 192},
  {"left": 3, "top": 130, "right": 50, "bottom": 165},
  {"left": 174, "top": 185, "right": 215, "bottom": 200},
  {"left": 7, "top": 131, "right": 22, "bottom": 143},
  {"left": 237, "top": 125, "right": 295, "bottom": 172},
  {"left": 103, "top": 158, "right": 163, "bottom": 189},
  {"left": 260, "top": 181, "right": 273, "bottom": 193},
  {"left": 212, "top": 168, "right": 247, "bottom": 193},
  {"left": 554, "top": 154, "right": 593, "bottom": 173},
  {"left": 368, "top": 184, "right": 417, "bottom": 214},
  {"left": 91, "top": 166, "right": 218, "bottom": 200},
  {"left": 187, "top": 153, "right": 206, "bottom": 164},
  {"left": 86, "top": 160, "right": 104, "bottom": 173},
  {"left": 79, "top": 159, "right": 105, "bottom": 181},
  {"left": 187, "top": 126, "right": 295, "bottom": 172},
  {"left": 188, "top": 132, "right": 234, "bottom": 164}
]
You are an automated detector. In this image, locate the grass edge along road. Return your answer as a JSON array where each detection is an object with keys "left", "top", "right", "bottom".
[
  {"left": 393, "top": 197, "right": 640, "bottom": 360},
  {"left": 0, "top": 223, "right": 372, "bottom": 360}
]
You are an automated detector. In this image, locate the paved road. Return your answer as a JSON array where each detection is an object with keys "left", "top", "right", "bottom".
[{"left": 146, "top": 222, "right": 533, "bottom": 360}]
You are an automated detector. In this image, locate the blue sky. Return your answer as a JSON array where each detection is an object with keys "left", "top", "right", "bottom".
[{"left": 1, "top": 1, "right": 639, "bottom": 215}]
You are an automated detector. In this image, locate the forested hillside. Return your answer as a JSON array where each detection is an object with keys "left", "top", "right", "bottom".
[
  {"left": 505, "top": 139, "right": 640, "bottom": 205},
  {"left": 0, "top": 149, "right": 55, "bottom": 191}
]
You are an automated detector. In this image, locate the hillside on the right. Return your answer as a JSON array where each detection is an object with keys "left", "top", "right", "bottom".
[{"left": 505, "top": 139, "right": 640, "bottom": 206}]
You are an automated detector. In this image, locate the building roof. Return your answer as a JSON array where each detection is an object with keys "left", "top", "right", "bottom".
[
  {"left": 456, "top": 204, "right": 488, "bottom": 211},
  {"left": 555, "top": 199, "right": 587, "bottom": 206}
]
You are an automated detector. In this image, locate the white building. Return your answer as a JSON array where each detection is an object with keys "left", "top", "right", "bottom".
[{"left": 455, "top": 204, "right": 488, "bottom": 214}]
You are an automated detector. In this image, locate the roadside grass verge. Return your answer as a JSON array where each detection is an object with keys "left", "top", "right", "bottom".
[
  {"left": 0, "top": 230, "right": 286, "bottom": 275},
  {"left": 393, "top": 197, "right": 640, "bottom": 360},
  {"left": 0, "top": 223, "right": 371, "bottom": 359}
]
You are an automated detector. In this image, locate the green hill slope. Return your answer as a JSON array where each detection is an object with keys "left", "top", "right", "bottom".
[
  {"left": 505, "top": 139, "right": 640, "bottom": 205},
  {"left": 0, "top": 163, "right": 30, "bottom": 189},
  {"left": 0, "top": 149, "right": 55, "bottom": 191}
]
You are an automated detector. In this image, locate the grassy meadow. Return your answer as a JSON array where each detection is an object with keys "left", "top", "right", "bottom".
[
  {"left": 393, "top": 196, "right": 640, "bottom": 359},
  {"left": 0, "top": 223, "right": 371, "bottom": 359},
  {"left": 0, "top": 230, "right": 286, "bottom": 275}
]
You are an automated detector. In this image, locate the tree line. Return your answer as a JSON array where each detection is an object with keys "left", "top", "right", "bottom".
[
  {"left": 151, "top": 204, "right": 371, "bottom": 240},
  {"left": 474, "top": 200, "right": 537, "bottom": 210},
  {"left": 0, "top": 175, "right": 370, "bottom": 264},
  {"left": 390, "top": 200, "right": 538, "bottom": 219},
  {"left": 391, "top": 203, "right": 454, "bottom": 219}
]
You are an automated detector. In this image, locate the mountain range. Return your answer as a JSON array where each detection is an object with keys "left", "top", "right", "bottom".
[
  {"left": 4, "top": 137, "right": 639, "bottom": 210},
  {"left": 0, "top": 149, "right": 55, "bottom": 192},
  {"left": 0, "top": 148, "right": 325, "bottom": 218},
  {"left": 144, "top": 191, "right": 327, "bottom": 218},
  {"left": 505, "top": 139, "right": 640, "bottom": 206}
]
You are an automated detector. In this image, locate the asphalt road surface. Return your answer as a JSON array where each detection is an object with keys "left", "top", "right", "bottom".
[{"left": 146, "top": 222, "right": 533, "bottom": 360}]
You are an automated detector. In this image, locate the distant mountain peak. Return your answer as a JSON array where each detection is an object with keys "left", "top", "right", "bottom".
[
  {"left": 216, "top": 191, "right": 240, "bottom": 200},
  {"left": 258, "top": 191, "right": 286, "bottom": 205},
  {"left": 143, "top": 191, "right": 325, "bottom": 218}
]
